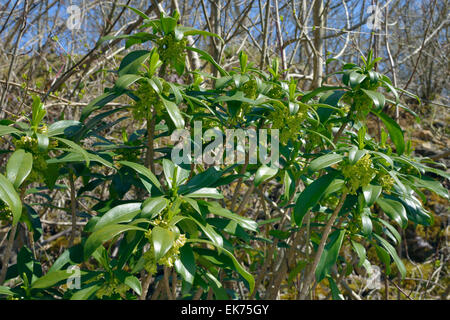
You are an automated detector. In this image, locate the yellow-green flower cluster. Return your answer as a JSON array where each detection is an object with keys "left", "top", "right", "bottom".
[
  {"left": 321, "top": 195, "right": 340, "bottom": 209},
  {"left": 95, "top": 277, "right": 129, "bottom": 299},
  {"left": 38, "top": 124, "right": 48, "bottom": 134},
  {"left": 0, "top": 201, "right": 12, "bottom": 223},
  {"left": 241, "top": 79, "right": 258, "bottom": 99},
  {"left": 14, "top": 135, "right": 39, "bottom": 153},
  {"left": 13, "top": 136, "right": 50, "bottom": 183},
  {"left": 342, "top": 154, "right": 377, "bottom": 194},
  {"left": 240, "top": 79, "right": 258, "bottom": 115},
  {"left": 156, "top": 33, "right": 187, "bottom": 70},
  {"left": 378, "top": 173, "right": 395, "bottom": 192},
  {"left": 266, "top": 85, "right": 284, "bottom": 100},
  {"left": 132, "top": 82, "right": 163, "bottom": 121},
  {"left": 143, "top": 227, "right": 187, "bottom": 274},
  {"left": 270, "top": 103, "right": 308, "bottom": 144},
  {"left": 353, "top": 90, "right": 373, "bottom": 115}
]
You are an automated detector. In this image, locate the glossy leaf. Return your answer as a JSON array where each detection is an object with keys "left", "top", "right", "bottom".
[
  {"left": 31, "top": 269, "right": 86, "bottom": 289},
  {"left": 84, "top": 224, "right": 146, "bottom": 260},
  {"left": 185, "top": 187, "right": 223, "bottom": 199},
  {"left": 351, "top": 240, "right": 366, "bottom": 268},
  {"left": 374, "top": 234, "right": 406, "bottom": 279},
  {"left": 309, "top": 153, "right": 343, "bottom": 172},
  {"left": 376, "top": 198, "right": 407, "bottom": 228},
  {"left": 152, "top": 226, "right": 176, "bottom": 261},
  {"left": 140, "top": 197, "right": 168, "bottom": 219},
  {"left": 93, "top": 203, "right": 141, "bottom": 231},
  {"left": 0, "top": 173, "right": 22, "bottom": 225},
  {"left": 6, "top": 149, "right": 33, "bottom": 189},
  {"left": 120, "top": 161, "right": 162, "bottom": 193},
  {"left": 160, "top": 97, "right": 185, "bottom": 129},
  {"left": 293, "top": 172, "right": 338, "bottom": 226},
  {"left": 372, "top": 111, "right": 405, "bottom": 155},
  {"left": 174, "top": 245, "right": 196, "bottom": 285},
  {"left": 362, "top": 184, "right": 382, "bottom": 207},
  {"left": 316, "top": 229, "right": 346, "bottom": 282},
  {"left": 118, "top": 50, "right": 151, "bottom": 76},
  {"left": 361, "top": 89, "right": 385, "bottom": 109},
  {"left": 254, "top": 165, "right": 278, "bottom": 187}
]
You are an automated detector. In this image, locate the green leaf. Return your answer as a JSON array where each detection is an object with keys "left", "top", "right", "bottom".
[
  {"left": 47, "top": 120, "right": 82, "bottom": 137},
  {"left": 300, "top": 86, "right": 343, "bottom": 103},
  {"left": 36, "top": 133, "right": 49, "bottom": 152},
  {"left": 317, "top": 90, "right": 346, "bottom": 122},
  {"left": 376, "top": 218, "right": 401, "bottom": 244},
  {"left": 0, "top": 125, "right": 22, "bottom": 137},
  {"left": 309, "top": 153, "right": 343, "bottom": 172},
  {"left": 93, "top": 203, "right": 141, "bottom": 231},
  {"left": 327, "top": 276, "right": 344, "bottom": 300},
  {"left": 187, "top": 217, "right": 223, "bottom": 249},
  {"left": 189, "top": 239, "right": 254, "bottom": 294},
  {"left": 375, "top": 244, "right": 391, "bottom": 275},
  {"left": 374, "top": 234, "right": 406, "bottom": 279},
  {"left": 31, "top": 96, "right": 46, "bottom": 128},
  {"left": 361, "top": 208, "right": 372, "bottom": 235},
  {"left": 206, "top": 202, "right": 258, "bottom": 232},
  {"left": 0, "top": 286, "right": 14, "bottom": 296},
  {"left": 186, "top": 46, "right": 228, "bottom": 76},
  {"left": 315, "top": 229, "right": 346, "bottom": 282},
  {"left": 141, "top": 197, "right": 168, "bottom": 219},
  {"left": 18, "top": 246, "right": 41, "bottom": 284},
  {"left": 119, "top": 161, "right": 162, "bottom": 194},
  {"left": 162, "top": 159, "right": 189, "bottom": 189},
  {"left": 361, "top": 89, "right": 385, "bottom": 109},
  {"left": 31, "top": 269, "right": 86, "bottom": 289},
  {"left": 412, "top": 177, "right": 449, "bottom": 200},
  {"left": 376, "top": 198, "right": 407, "bottom": 228},
  {"left": 362, "top": 184, "right": 382, "bottom": 206},
  {"left": 80, "top": 91, "right": 122, "bottom": 122},
  {"left": 114, "top": 74, "right": 142, "bottom": 91},
  {"left": 48, "top": 244, "right": 84, "bottom": 272},
  {"left": 176, "top": 26, "right": 224, "bottom": 42},
  {"left": 160, "top": 97, "right": 185, "bottom": 129},
  {"left": 152, "top": 226, "right": 177, "bottom": 261},
  {"left": 122, "top": 5, "right": 151, "bottom": 19},
  {"left": 185, "top": 187, "right": 223, "bottom": 199},
  {"left": 124, "top": 275, "right": 142, "bottom": 296},
  {"left": 0, "top": 173, "right": 22, "bottom": 225},
  {"left": 397, "top": 194, "right": 433, "bottom": 226},
  {"left": 23, "top": 204, "right": 43, "bottom": 242},
  {"left": 371, "top": 111, "right": 405, "bottom": 155},
  {"left": 6, "top": 149, "right": 33, "bottom": 189},
  {"left": 167, "top": 82, "right": 182, "bottom": 104},
  {"left": 293, "top": 172, "right": 338, "bottom": 226},
  {"left": 254, "top": 165, "right": 278, "bottom": 187},
  {"left": 351, "top": 240, "right": 366, "bottom": 267},
  {"left": 160, "top": 14, "right": 177, "bottom": 34},
  {"left": 70, "top": 284, "right": 101, "bottom": 300},
  {"left": 53, "top": 137, "right": 90, "bottom": 166},
  {"left": 343, "top": 71, "right": 366, "bottom": 88},
  {"left": 118, "top": 50, "right": 151, "bottom": 76},
  {"left": 348, "top": 146, "right": 367, "bottom": 164},
  {"left": 174, "top": 245, "right": 196, "bottom": 285},
  {"left": 84, "top": 224, "right": 146, "bottom": 260}
]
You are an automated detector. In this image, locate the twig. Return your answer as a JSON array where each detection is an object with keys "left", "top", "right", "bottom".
[
  {"left": 299, "top": 192, "right": 348, "bottom": 299},
  {"left": 0, "top": 223, "right": 18, "bottom": 284},
  {"left": 68, "top": 169, "right": 77, "bottom": 246}
]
